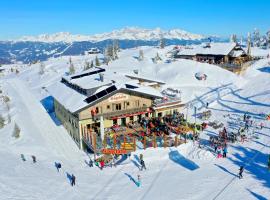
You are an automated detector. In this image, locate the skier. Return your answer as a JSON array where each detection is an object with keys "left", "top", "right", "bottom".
[
  {"left": 140, "top": 159, "right": 146, "bottom": 170},
  {"left": 239, "top": 166, "right": 244, "bottom": 179},
  {"left": 260, "top": 122, "right": 264, "bottom": 130},
  {"left": 223, "top": 146, "right": 228, "bottom": 158},
  {"left": 214, "top": 143, "right": 218, "bottom": 153},
  {"left": 89, "top": 159, "right": 93, "bottom": 167},
  {"left": 31, "top": 155, "right": 36, "bottom": 163},
  {"left": 243, "top": 113, "right": 247, "bottom": 122},
  {"left": 139, "top": 154, "right": 143, "bottom": 162},
  {"left": 137, "top": 174, "right": 141, "bottom": 187},
  {"left": 217, "top": 146, "right": 222, "bottom": 158},
  {"left": 206, "top": 102, "right": 209, "bottom": 109},
  {"left": 21, "top": 154, "right": 26, "bottom": 161},
  {"left": 71, "top": 174, "right": 76, "bottom": 186},
  {"left": 56, "top": 162, "right": 62, "bottom": 172}
]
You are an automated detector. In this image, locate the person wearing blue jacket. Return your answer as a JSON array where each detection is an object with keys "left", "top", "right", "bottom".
[{"left": 223, "top": 146, "right": 228, "bottom": 158}]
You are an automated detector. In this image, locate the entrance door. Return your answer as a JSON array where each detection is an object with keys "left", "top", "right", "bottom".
[{"left": 121, "top": 118, "right": 126, "bottom": 126}]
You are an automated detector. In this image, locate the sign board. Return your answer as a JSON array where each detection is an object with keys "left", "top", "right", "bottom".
[
  {"left": 102, "top": 149, "right": 127, "bottom": 155},
  {"left": 108, "top": 93, "right": 129, "bottom": 102}
]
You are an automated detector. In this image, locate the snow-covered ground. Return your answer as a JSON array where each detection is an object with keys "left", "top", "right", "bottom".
[{"left": 0, "top": 46, "right": 270, "bottom": 200}]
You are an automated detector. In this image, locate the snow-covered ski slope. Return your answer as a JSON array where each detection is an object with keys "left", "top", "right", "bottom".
[{"left": 0, "top": 46, "right": 270, "bottom": 200}]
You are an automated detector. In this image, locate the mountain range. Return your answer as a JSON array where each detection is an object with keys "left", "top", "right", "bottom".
[{"left": 0, "top": 27, "right": 222, "bottom": 64}]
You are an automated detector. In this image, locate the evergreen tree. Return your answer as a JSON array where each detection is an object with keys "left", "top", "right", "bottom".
[
  {"left": 160, "top": 38, "right": 165, "bottom": 49},
  {"left": 83, "top": 61, "right": 90, "bottom": 71},
  {"left": 230, "top": 34, "right": 237, "bottom": 43},
  {"left": 0, "top": 115, "right": 5, "bottom": 129},
  {"left": 138, "top": 50, "right": 144, "bottom": 61},
  {"left": 90, "top": 60, "right": 94, "bottom": 68},
  {"left": 95, "top": 56, "right": 100, "bottom": 66},
  {"left": 247, "top": 32, "right": 251, "bottom": 56},
  {"left": 69, "top": 58, "right": 75, "bottom": 75},
  {"left": 39, "top": 62, "right": 45, "bottom": 75},
  {"left": 13, "top": 123, "right": 20, "bottom": 138},
  {"left": 253, "top": 28, "right": 261, "bottom": 47}
]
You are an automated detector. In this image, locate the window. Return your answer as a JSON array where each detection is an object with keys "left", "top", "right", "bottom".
[
  {"left": 96, "top": 107, "right": 99, "bottom": 114},
  {"left": 135, "top": 100, "right": 140, "bottom": 107},
  {"left": 127, "top": 102, "right": 130, "bottom": 106},
  {"left": 107, "top": 105, "right": 110, "bottom": 110},
  {"left": 116, "top": 103, "right": 121, "bottom": 110},
  {"left": 113, "top": 119, "right": 118, "bottom": 125},
  {"left": 130, "top": 116, "right": 134, "bottom": 122}
]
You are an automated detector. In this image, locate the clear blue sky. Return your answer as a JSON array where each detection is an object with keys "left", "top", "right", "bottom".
[{"left": 1, "top": 0, "right": 270, "bottom": 40}]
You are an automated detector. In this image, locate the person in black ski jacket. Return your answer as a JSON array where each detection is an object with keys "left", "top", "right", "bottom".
[
  {"left": 239, "top": 166, "right": 244, "bottom": 179},
  {"left": 140, "top": 159, "right": 146, "bottom": 171},
  {"left": 71, "top": 174, "right": 76, "bottom": 186}
]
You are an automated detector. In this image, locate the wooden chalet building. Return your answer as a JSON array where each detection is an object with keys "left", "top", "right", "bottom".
[{"left": 175, "top": 42, "right": 250, "bottom": 66}]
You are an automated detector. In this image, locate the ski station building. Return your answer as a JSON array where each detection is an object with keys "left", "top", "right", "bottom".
[
  {"left": 175, "top": 42, "right": 250, "bottom": 67},
  {"left": 47, "top": 67, "right": 184, "bottom": 151}
]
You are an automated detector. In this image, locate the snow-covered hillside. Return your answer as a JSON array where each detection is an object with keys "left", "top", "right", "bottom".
[
  {"left": 0, "top": 46, "right": 270, "bottom": 200},
  {"left": 18, "top": 27, "right": 205, "bottom": 43}
]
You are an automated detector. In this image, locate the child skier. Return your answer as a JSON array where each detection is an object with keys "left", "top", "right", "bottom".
[
  {"left": 239, "top": 166, "right": 244, "bottom": 179},
  {"left": 217, "top": 146, "right": 222, "bottom": 158}
]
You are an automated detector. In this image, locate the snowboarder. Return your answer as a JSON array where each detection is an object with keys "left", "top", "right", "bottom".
[
  {"left": 137, "top": 174, "right": 141, "bottom": 187},
  {"left": 31, "top": 155, "right": 36, "bottom": 163},
  {"left": 223, "top": 146, "right": 227, "bottom": 158},
  {"left": 71, "top": 174, "right": 76, "bottom": 186},
  {"left": 21, "top": 154, "right": 26, "bottom": 161},
  {"left": 140, "top": 159, "right": 146, "bottom": 170},
  {"left": 239, "top": 166, "right": 244, "bottom": 179}
]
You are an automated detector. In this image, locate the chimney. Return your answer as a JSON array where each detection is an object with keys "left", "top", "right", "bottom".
[{"left": 99, "top": 73, "right": 104, "bottom": 82}]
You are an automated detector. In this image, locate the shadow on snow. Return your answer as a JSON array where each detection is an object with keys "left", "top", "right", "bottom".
[{"left": 169, "top": 150, "right": 199, "bottom": 171}]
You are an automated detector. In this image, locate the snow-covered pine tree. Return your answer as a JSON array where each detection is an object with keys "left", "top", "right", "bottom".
[
  {"left": 69, "top": 58, "right": 75, "bottom": 75},
  {"left": 90, "top": 60, "right": 94, "bottom": 68},
  {"left": 230, "top": 34, "right": 237, "bottom": 43},
  {"left": 83, "top": 61, "right": 90, "bottom": 71},
  {"left": 267, "top": 30, "right": 270, "bottom": 48},
  {"left": 13, "top": 123, "right": 20, "bottom": 138},
  {"left": 253, "top": 28, "right": 261, "bottom": 47},
  {"left": 39, "top": 62, "right": 45, "bottom": 75},
  {"left": 0, "top": 115, "right": 5, "bottom": 129},
  {"left": 95, "top": 56, "right": 100, "bottom": 66},
  {"left": 138, "top": 50, "right": 144, "bottom": 61},
  {"left": 160, "top": 38, "right": 165, "bottom": 49}
]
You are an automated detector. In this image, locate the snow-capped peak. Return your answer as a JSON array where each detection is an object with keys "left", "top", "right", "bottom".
[{"left": 17, "top": 27, "right": 205, "bottom": 43}]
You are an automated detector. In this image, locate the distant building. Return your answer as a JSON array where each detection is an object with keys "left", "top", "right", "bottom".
[
  {"left": 85, "top": 48, "right": 101, "bottom": 55},
  {"left": 47, "top": 67, "right": 183, "bottom": 151},
  {"left": 175, "top": 42, "right": 250, "bottom": 66}
]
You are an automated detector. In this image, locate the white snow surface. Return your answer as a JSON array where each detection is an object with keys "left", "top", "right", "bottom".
[
  {"left": 16, "top": 27, "right": 204, "bottom": 43},
  {"left": 0, "top": 45, "right": 270, "bottom": 200}
]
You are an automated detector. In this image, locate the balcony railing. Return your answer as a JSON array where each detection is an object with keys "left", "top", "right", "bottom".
[{"left": 93, "top": 105, "right": 149, "bottom": 120}]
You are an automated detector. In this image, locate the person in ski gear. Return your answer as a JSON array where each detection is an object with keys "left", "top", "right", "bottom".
[
  {"left": 223, "top": 146, "right": 228, "bottom": 158},
  {"left": 56, "top": 162, "right": 62, "bottom": 172},
  {"left": 100, "top": 160, "right": 105, "bottom": 170},
  {"left": 21, "top": 154, "right": 26, "bottom": 161},
  {"left": 137, "top": 174, "right": 141, "bottom": 187},
  {"left": 139, "top": 154, "right": 143, "bottom": 162},
  {"left": 140, "top": 159, "right": 146, "bottom": 170},
  {"left": 217, "top": 146, "right": 222, "bottom": 158},
  {"left": 89, "top": 159, "right": 93, "bottom": 167},
  {"left": 214, "top": 143, "right": 218, "bottom": 153},
  {"left": 243, "top": 113, "right": 247, "bottom": 122},
  {"left": 239, "top": 166, "right": 244, "bottom": 179},
  {"left": 31, "top": 155, "right": 36, "bottom": 163},
  {"left": 71, "top": 174, "right": 76, "bottom": 186}
]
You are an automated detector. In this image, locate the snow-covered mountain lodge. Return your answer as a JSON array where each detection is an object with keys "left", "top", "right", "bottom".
[{"left": 47, "top": 67, "right": 183, "bottom": 150}]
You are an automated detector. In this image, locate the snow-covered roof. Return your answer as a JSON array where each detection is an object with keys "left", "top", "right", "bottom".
[
  {"left": 177, "top": 42, "right": 239, "bottom": 56},
  {"left": 47, "top": 70, "right": 163, "bottom": 113}
]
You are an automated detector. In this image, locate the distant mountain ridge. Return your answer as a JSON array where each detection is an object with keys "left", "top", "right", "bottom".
[
  {"left": 0, "top": 27, "right": 225, "bottom": 64},
  {"left": 17, "top": 27, "right": 205, "bottom": 43}
]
